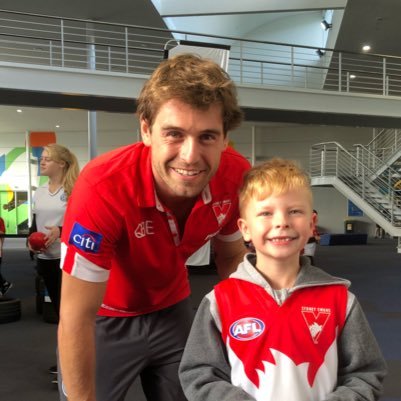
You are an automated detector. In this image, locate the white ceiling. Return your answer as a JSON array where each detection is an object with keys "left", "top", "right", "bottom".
[{"left": 0, "top": 0, "right": 400, "bottom": 136}]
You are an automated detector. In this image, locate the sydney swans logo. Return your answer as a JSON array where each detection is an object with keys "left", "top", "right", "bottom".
[{"left": 301, "top": 306, "right": 331, "bottom": 344}]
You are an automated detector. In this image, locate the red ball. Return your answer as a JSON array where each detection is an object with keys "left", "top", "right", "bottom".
[{"left": 28, "top": 231, "right": 47, "bottom": 251}]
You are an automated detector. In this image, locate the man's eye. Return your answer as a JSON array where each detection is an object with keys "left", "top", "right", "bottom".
[{"left": 201, "top": 133, "right": 217, "bottom": 142}]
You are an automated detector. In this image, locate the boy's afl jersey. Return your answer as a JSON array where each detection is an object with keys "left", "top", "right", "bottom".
[
  {"left": 61, "top": 142, "right": 250, "bottom": 317},
  {"left": 214, "top": 279, "right": 347, "bottom": 401}
]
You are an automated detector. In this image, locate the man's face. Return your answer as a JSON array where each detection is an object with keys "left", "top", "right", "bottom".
[{"left": 141, "top": 99, "right": 228, "bottom": 203}]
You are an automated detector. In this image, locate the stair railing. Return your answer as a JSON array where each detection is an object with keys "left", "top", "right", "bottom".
[
  {"left": 353, "top": 143, "right": 401, "bottom": 183},
  {"left": 365, "top": 128, "right": 401, "bottom": 165},
  {"left": 310, "top": 141, "right": 401, "bottom": 225}
]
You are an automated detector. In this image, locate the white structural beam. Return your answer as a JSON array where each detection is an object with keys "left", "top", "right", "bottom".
[
  {"left": 152, "top": 0, "right": 347, "bottom": 17},
  {"left": 0, "top": 62, "right": 147, "bottom": 99},
  {"left": 2, "top": 62, "right": 401, "bottom": 122}
]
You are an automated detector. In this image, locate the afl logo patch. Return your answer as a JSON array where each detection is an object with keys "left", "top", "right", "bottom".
[{"left": 229, "top": 317, "right": 265, "bottom": 341}]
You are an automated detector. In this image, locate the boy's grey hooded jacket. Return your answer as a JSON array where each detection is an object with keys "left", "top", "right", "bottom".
[{"left": 179, "top": 254, "right": 387, "bottom": 401}]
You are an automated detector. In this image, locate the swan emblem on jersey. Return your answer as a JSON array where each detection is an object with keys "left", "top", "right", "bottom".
[
  {"left": 301, "top": 307, "right": 331, "bottom": 344},
  {"left": 212, "top": 200, "right": 231, "bottom": 225}
]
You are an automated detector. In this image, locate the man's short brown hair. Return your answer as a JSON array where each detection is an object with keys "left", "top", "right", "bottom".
[{"left": 136, "top": 53, "right": 243, "bottom": 134}]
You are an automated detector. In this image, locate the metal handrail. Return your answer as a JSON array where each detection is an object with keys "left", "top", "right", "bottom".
[
  {"left": 364, "top": 129, "right": 401, "bottom": 167},
  {"left": 353, "top": 143, "right": 400, "bottom": 178},
  {"left": 310, "top": 141, "right": 401, "bottom": 226},
  {"left": 1, "top": 9, "right": 401, "bottom": 96}
]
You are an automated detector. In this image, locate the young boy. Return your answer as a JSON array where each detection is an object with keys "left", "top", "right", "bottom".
[{"left": 179, "top": 158, "right": 387, "bottom": 401}]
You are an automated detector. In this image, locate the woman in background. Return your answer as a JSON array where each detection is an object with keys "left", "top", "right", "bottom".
[{"left": 28, "top": 143, "right": 79, "bottom": 380}]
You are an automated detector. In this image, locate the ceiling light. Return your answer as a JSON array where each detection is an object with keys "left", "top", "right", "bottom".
[
  {"left": 56, "top": 125, "right": 60, "bottom": 128},
  {"left": 350, "top": 74, "right": 356, "bottom": 79},
  {"left": 320, "top": 20, "right": 332, "bottom": 30},
  {"left": 316, "top": 49, "right": 326, "bottom": 57},
  {"left": 362, "top": 45, "right": 371, "bottom": 52},
  {"left": 16, "top": 109, "right": 22, "bottom": 113}
]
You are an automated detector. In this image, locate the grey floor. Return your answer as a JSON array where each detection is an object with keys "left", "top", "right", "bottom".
[{"left": 0, "top": 238, "right": 400, "bottom": 401}]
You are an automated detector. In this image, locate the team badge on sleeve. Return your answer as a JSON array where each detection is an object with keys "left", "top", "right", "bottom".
[{"left": 69, "top": 222, "right": 102, "bottom": 253}]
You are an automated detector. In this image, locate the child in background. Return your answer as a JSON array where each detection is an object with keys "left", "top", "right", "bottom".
[
  {"left": 303, "top": 209, "right": 320, "bottom": 265},
  {"left": 179, "top": 158, "right": 386, "bottom": 401}
]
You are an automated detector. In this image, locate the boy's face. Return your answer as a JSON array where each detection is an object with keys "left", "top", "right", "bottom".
[
  {"left": 238, "top": 188, "right": 314, "bottom": 265},
  {"left": 141, "top": 99, "right": 228, "bottom": 204}
]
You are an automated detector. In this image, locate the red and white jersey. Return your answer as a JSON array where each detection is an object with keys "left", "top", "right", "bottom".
[
  {"left": 61, "top": 143, "right": 250, "bottom": 317},
  {"left": 214, "top": 278, "right": 347, "bottom": 401}
]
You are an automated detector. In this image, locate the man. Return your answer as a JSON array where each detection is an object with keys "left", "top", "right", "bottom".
[{"left": 58, "top": 53, "right": 251, "bottom": 401}]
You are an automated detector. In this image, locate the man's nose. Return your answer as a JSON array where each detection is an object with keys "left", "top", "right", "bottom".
[{"left": 179, "top": 138, "right": 200, "bottom": 163}]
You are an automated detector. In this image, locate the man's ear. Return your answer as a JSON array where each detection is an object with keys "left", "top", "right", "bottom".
[
  {"left": 140, "top": 118, "right": 151, "bottom": 146},
  {"left": 238, "top": 218, "right": 251, "bottom": 242}
]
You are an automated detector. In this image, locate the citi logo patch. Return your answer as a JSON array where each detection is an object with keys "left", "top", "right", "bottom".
[
  {"left": 229, "top": 317, "right": 265, "bottom": 341},
  {"left": 69, "top": 222, "right": 102, "bottom": 253}
]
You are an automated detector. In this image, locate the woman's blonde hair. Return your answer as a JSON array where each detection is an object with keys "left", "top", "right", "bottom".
[
  {"left": 44, "top": 144, "right": 79, "bottom": 198},
  {"left": 239, "top": 158, "right": 312, "bottom": 216}
]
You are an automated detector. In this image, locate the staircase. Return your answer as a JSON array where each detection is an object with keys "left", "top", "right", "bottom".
[
  {"left": 364, "top": 128, "right": 401, "bottom": 178},
  {"left": 309, "top": 140, "right": 401, "bottom": 252}
]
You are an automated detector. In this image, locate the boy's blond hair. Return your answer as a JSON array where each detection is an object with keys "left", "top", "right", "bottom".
[{"left": 239, "top": 158, "right": 312, "bottom": 216}]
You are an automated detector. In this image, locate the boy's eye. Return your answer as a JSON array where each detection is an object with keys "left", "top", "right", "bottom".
[
  {"left": 290, "top": 209, "right": 303, "bottom": 214},
  {"left": 259, "top": 211, "right": 272, "bottom": 217}
]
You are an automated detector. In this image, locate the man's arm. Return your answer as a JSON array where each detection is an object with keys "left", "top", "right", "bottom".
[
  {"left": 212, "top": 237, "right": 247, "bottom": 279},
  {"left": 58, "top": 272, "right": 107, "bottom": 401}
]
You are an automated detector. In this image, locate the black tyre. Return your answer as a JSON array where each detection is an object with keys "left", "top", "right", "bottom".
[{"left": 0, "top": 297, "right": 21, "bottom": 324}]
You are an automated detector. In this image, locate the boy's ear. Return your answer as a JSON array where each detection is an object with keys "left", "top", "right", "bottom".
[{"left": 238, "top": 218, "right": 251, "bottom": 242}]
